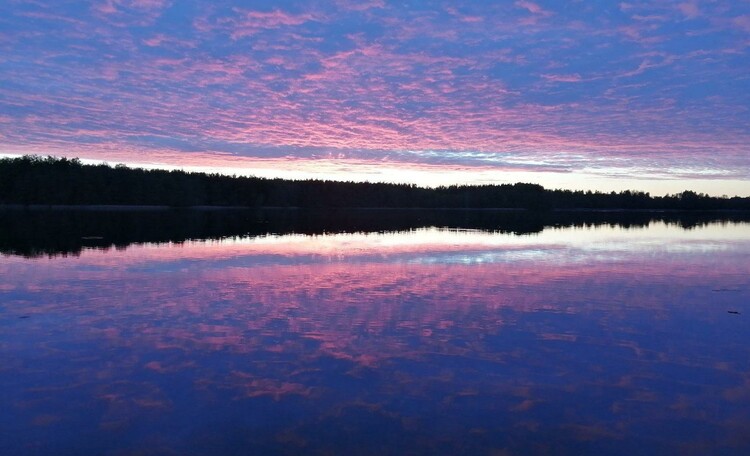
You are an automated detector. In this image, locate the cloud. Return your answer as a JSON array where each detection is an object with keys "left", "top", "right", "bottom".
[
  {"left": 214, "top": 8, "right": 323, "bottom": 39},
  {"left": 677, "top": 2, "right": 700, "bottom": 19},
  {"left": 515, "top": 1, "right": 552, "bottom": 16},
  {"left": 541, "top": 73, "right": 583, "bottom": 83},
  {"left": 335, "top": 0, "right": 385, "bottom": 12},
  {"left": 1, "top": 0, "right": 749, "bottom": 194},
  {"left": 92, "top": 0, "right": 172, "bottom": 25},
  {"left": 733, "top": 15, "right": 750, "bottom": 33}
]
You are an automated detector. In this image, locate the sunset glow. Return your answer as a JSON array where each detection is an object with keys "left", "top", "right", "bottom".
[{"left": 1, "top": 1, "right": 749, "bottom": 194}]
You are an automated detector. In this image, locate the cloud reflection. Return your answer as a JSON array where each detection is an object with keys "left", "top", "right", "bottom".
[{"left": 1, "top": 222, "right": 749, "bottom": 453}]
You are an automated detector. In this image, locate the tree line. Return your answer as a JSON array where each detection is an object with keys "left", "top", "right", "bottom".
[
  {"left": 1, "top": 155, "right": 748, "bottom": 210},
  {"left": 3, "top": 206, "right": 748, "bottom": 258}
]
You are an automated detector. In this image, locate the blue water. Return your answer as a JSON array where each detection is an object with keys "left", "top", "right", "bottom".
[{"left": 1, "top": 221, "right": 749, "bottom": 455}]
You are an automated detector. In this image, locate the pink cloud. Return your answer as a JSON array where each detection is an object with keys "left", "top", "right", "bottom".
[
  {"left": 515, "top": 1, "right": 552, "bottom": 16},
  {"left": 445, "top": 6, "right": 484, "bottom": 23},
  {"left": 541, "top": 73, "right": 583, "bottom": 83},
  {"left": 141, "top": 33, "right": 197, "bottom": 48},
  {"left": 96, "top": 0, "right": 171, "bottom": 12},
  {"left": 677, "top": 2, "right": 700, "bottom": 19},
  {"left": 142, "top": 34, "right": 167, "bottom": 47},
  {"left": 228, "top": 8, "right": 321, "bottom": 39},
  {"left": 3, "top": 0, "right": 749, "bottom": 193},
  {"left": 92, "top": 0, "right": 171, "bottom": 25},
  {"left": 733, "top": 15, "right": 750, "bottom": 33}
]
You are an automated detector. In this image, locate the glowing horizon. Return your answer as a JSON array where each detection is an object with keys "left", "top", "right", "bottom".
[{"left": 1, "top": 1, "right": 749, "bottom": 195}]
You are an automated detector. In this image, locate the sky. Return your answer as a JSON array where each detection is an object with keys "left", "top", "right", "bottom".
[{"left": 1, "top": 1, "right": 749, "bottom": 196}]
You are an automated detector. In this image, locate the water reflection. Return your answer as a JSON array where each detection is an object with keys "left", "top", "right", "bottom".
[
  {"left": 2, "top": 207, "right": 749, "bottom": 258},
  {"left": 1, "top": 220, "right": 749, "bottom": 455}
]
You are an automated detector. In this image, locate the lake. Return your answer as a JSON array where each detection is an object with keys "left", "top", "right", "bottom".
[{"left": 1, "top": 210, "right": 749, "bottom": 455}]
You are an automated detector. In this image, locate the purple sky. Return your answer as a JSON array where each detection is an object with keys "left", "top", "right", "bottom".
[{"left": 1, "top": 1, "right": 749, "bottom": 195}]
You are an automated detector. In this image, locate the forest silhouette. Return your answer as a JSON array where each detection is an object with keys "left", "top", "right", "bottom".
[
  {"left": 3, "top": 207, "right": 748, "bottom": 258},
  {"left": 2, "top": 155, "right": 749, "bottom": 210}
]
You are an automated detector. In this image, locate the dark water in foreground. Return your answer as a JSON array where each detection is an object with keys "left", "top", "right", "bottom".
[{"left": 1, "top": 210, "right": 749, "bottom": 455}]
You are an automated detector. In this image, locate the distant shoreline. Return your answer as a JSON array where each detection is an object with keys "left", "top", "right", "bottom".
[
  {"left": 3, "top": 156, "right": 749, "bottom": 211},
  {"left": 1, "top": 204, "right": 749, "bottom": 213}
]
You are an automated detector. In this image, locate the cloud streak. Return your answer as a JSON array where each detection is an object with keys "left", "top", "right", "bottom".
[{"left": 0, "top": 1, "right": 749, "bottom": 194}]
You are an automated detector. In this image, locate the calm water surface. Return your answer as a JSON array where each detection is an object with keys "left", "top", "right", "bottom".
[{"left": 1, "top": 218, "right": 750, "bottom": 455}]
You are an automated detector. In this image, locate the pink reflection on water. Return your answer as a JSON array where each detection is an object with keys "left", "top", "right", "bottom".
[
  {"left": 3, "top": 224, "right": 749, "bottom": 358},
  {"left": 1, "top": 222, "right": 750, "bottom": 453}
]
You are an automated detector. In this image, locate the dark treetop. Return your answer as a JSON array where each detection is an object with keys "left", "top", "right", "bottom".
[{"left": 2, "top": 155, "right": 749, "bottom": 210}]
